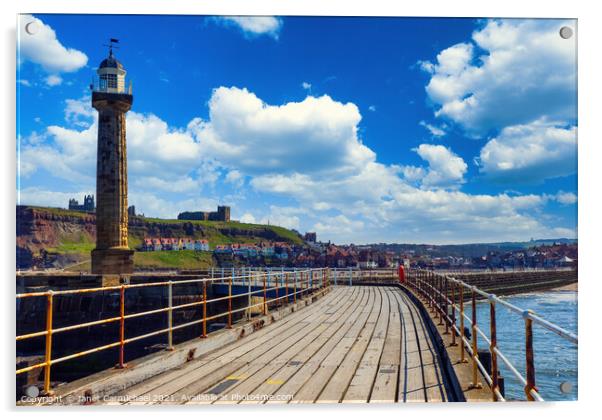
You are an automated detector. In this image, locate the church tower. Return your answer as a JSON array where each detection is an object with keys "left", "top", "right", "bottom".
[{"left": 90, "top": 41, "right": 134, "bottom": 275}]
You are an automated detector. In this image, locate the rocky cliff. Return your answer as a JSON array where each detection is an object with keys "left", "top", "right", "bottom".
[{"left": 16, "top": 206, "right": 304, "bottom": 269}]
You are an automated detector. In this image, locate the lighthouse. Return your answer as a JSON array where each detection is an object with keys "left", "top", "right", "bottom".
[{"left": 90, "top": 41, "right": 134, "bottom": 275}]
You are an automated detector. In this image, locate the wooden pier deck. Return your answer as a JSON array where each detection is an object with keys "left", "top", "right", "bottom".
[{"left": 105, "top": 286, "right": 449, "bottom": 404}]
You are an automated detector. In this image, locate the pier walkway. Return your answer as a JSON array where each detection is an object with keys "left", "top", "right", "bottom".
[
  {"left": 16, "top": 268, "right": 578, "bottom": 405},
  {"left": 106, "top": 286, "right": 447, "bottom": 404}
]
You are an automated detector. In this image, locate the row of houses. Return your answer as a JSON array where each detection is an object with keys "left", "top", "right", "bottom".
[
  {"left": 214, "top": 242, "right": 293, "bottom": 259},
  {"left": 142, "top": 237, "right": 210, "bottom": 252}
]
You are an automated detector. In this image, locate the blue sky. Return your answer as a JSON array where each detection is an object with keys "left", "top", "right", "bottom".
[{"left": 17, "top": 14, "right": 577, "bottom": 244}]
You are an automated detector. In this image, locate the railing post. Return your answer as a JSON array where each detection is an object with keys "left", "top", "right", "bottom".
[
  {"left": 285, "top": 272, "right": 289, "bottom": 304},
  {"left": 437, "top": 275, "right": 444, "bottom": 325},
  {"left": 524, "top": 310, "right": 537, "bottom": 401},
  {"left": 294, "top": 272, "right": 297, "bottom": 304},
  {"left": 459, "top": 284, "right": 468, "bottom": 363},
  {"left": 334, "top": 268, "right": 337, "bottom": 286},
  {"left": 117, "top": 285, "right": 126, "bottom": 369},
  {"left": 263, "top": 273, "right": 267, "bottom": 315},
  {"left": 470, "top": 287, "right": 482, "bottom": 389},
  {"left": 489, "top": 296, "right": 499, "bottom": 401},
  {"left": 450, "top": 280, "right": 457, "bottom": 346},
  {"left": 201, "top": 281, "right": 207, "bottom": 338},
  {"left": 167, "top": 281, "right": 174, "bottom": 350},
  {"left": 247, "top": 274, "right": 252, "bottom": 320},
  {"left": 443, "top": 275, "right": 449, "bottom": 334},
  {"left": 275, "top": 272, "right": 280, "bottom": 306},
  {"left": 227, "top": 274, "right": 232, "bottom": 329},
  {"left": 42, "top": 291, "right": 54, "bottom": 395},
  {"left": 349, "top": 267, "right": 352, "bottom": 286}
]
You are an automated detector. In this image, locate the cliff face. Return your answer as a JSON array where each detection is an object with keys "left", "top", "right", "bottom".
[
  {"left": 17, "top": 206, "right": 96, "bottom": 269},
  {"left": 17, "top": 206, "right": 303, "bottom": 269}
]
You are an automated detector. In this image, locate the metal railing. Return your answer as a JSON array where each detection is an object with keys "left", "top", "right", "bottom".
[
  {"left": 16, "top": 268, "right": 331, "bottom": 395},
  {"left": 330, "top": 268, "right": 397, "bottom": 285},
  {"left": 90, "top": 77, "right": 132, "bottom": 95},
  {"left": 404, "top": 268, "right": 578, "bottom": 402}
]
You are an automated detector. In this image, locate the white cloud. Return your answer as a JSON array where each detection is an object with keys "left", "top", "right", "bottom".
[
  {"left": 554, "top": 191, "right": 577, "bottom": 205},
  {"left": 18, "top": 79, "right": 32, "bottom": 87},
  {"left": 421, "top": 19, "right": 576, "bottom": 135},
  {"left": 20, "top": 86, "right": 575, "bottom": 243},
  {"left": 18, "top": 14, "right": 88, "bottom": 74},
  {"left": 64, "top": 96, "right": 95, "bottom": 127},
  {"left": 258, "top": 206, "right": 302, "bottom": 230},
  {"left": 478, "top": 120, "right": 577, "bottom": 183},
  {"left": 301, "top": 82, "right": 312, "bottom": 91},
  {"left": 18, "top": 187, "right": 92, "bottom": 208},
  {"left": 313, "top": 215, "right": 365, "bottom": 239},
  {"left": 189, "top": 86, "right": 374, "bottom": 176},
  {"left": 240, "top": 212, "right": 257, "bottom": 224},
  {"left": 419, "top": 120, "right": 446, "bottom": 137},
  {"left": 412, "top": 144, "right": 467, "bottom": 189},
  {"left": 225, "top": 169, "right": 244, "bottom": 188},
  {"left": 368, "top": 105, "right": 376, "bottom": 112},
  {"left": 44, "top": 74, "right": 62, "bottom": 86},
  {"left": 20, "top": 100, "right": 211, "bottom": 196},
  {"left": 216, "top": 16, "right": 282, "bottom": 39}
]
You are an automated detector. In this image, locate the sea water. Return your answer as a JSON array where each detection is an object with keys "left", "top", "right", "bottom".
[{"left": 469, "top": 291, "right": 578, "bottom": 401}]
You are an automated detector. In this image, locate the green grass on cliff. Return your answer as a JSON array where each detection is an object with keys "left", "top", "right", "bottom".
[
  {"left": 66, "top": 250, "right": 214, "bottom": 272},
  {"left": 19, "top": 205, "right": 305, "bottom": 271},
  {"left": 134, "top": 250, "right": 214, "bottom": 270},
  {"left": 133, "top": 216, "right": 304, "bottom": 246}
]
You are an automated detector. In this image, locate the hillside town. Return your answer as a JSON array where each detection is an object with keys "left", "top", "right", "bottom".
[{"left": 138, "top": 233, "right": 577, "bottom": 271}]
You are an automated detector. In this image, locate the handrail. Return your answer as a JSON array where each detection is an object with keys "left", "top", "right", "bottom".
[
  {"left": 15, "top": 267, "right": 331, "bottom": 395},
  {"left": 404, "top": 268, "right": 577, "bottom": 402}
]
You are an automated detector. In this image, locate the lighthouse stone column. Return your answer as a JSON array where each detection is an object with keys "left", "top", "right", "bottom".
[{"left": 90, "top": 91, "right": 135, "bottom": 275}]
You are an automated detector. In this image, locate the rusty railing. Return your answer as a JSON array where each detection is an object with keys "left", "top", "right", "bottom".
[
  {"left": 405, "top": 268, "right": 577, "bottom": 402},
  {"left": 16, "top": 267, "right": 331, "bottom": 395}
]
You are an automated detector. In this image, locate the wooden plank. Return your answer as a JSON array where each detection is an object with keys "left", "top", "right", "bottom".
[
  {"left": 290, "top": 301, "right": 372, "bottom": 403},
  {"left": 342, "top": 288, "right": 390, "bottom": 403},
  {"left": 399, "top": 291, "right": 446, "bottom": 402},
  {"left": 311, "top": 289, "right": 380, "bottom": 403},
  {"left": 114, "top": 287, "right": 346, "bottom": 403},
  {"left": 204, "top": 288, "right": 368, "bottom": 404},
  {"left": 263, "top": 287, "right": 373, "bottom": 404},
  {"left": 392, "top": 290, "right": 426, "bottom": 402},
  {"left": 406, "top": 295, "right": 446, "bottom": 403},
  {"left": 143, "top": 288, "right": 357, "bottom": 404},
  {"left": 370, "top": 289, "right": 402, "bottom": 403}
]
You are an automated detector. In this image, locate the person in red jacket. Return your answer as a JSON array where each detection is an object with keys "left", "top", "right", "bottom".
[{"left": 398, "top": 265, "right": 405, "bottom": 283}]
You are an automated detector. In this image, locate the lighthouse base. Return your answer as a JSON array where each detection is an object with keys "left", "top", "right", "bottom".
[{"left": 91, "top": 248, "right": 134, "bottom": 275}]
